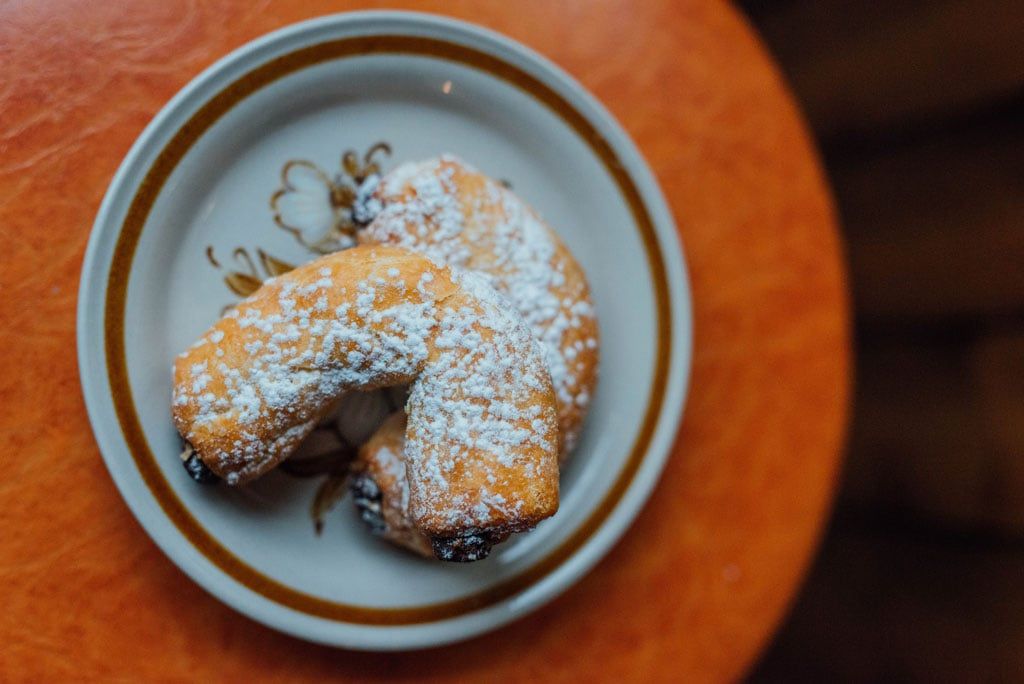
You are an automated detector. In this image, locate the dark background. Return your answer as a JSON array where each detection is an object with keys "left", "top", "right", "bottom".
[{"left": 734, "top": 1, "right": 1024, "bottom": 680}]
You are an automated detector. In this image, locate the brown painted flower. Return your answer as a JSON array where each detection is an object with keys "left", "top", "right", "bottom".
[
  {"left": 270, "top": 143, "right": 391, "bottom": 253},
  {"left": 205, "top": 246, "right": 294, "bottom": 299}
]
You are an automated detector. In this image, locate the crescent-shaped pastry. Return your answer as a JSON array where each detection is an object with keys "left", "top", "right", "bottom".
[
  {"left": 352, "top": 155, "right": 599, "bottom": 556},
  {"left": 172, "top": 245, "right": 559, "bottom": 554}
]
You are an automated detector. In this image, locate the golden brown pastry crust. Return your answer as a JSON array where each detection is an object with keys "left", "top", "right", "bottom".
[
  {"left": 352, "top": 156, "right": 599, "bottom": 556},
  {"left": 359, "top": 155, "right": 599, "bottom": 454},
  {"left": 172, "top": 245, "right": 559, "bottom": 541},
  {"left": 350, "top": 412, "right": 433, "bottom": 557}
]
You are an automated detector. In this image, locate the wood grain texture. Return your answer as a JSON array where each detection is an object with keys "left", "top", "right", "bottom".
[
  {"left": 0, "top": 1, "right": 848, "bottom": 681},
  {"left": 845, "top": 330, "right": 1024, "bottom": 534},
  {"left": 736, "top": 2, "right": 1024, "bottom": 679},
  {"left": 741, "top": 0, "right": 1024, "bottom": 140},
  {"left": 753, "top": 524, "right": 1024, "bottom": 681},
  {"left": 836, "top": 100, "right": 1024, "bottom": 320}
]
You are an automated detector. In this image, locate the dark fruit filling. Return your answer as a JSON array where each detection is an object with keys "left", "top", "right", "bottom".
[
  {"left": 182, "top": 451, "right": 219, "bottom": 484},
  {"left": 430, "top": 528, "right": 507, "bottom": 563},
  {"left": 350, "top": 472, "right": 387, "bottom": 536}
]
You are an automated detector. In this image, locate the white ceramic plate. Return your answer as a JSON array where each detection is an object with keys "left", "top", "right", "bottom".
[{"left": 77, "top": 11, "right": 691, "bottom": 650}]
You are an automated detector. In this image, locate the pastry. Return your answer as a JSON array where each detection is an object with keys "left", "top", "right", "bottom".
[
  {"left": 352, "top": 156, "right": 599, "bottom": 556},
  {"left": 349, "top": 412, "right": 434, "bottom": 558},
  {"left": 172, "top": 245, "right": 560, "bottom": 555},
  {"left": 359, "top": 155, "right": 599, "bottom": 451}
]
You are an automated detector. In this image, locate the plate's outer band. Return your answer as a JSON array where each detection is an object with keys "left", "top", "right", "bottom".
[{"left": 104, "top": 35, "right": 672, "bottom": 625}]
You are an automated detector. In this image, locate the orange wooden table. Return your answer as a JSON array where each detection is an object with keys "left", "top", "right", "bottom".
[{"left": 0, "top": 1, "right": 849, "bottom": 681}]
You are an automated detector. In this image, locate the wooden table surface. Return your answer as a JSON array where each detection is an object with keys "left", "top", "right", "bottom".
[{"left": 0, "top": 1, "right": 849, "bottom": 681}]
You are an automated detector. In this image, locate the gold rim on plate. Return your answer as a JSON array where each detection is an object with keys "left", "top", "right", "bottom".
[{"left": 103, "top": 34, "right": 672, "bottom": 626}]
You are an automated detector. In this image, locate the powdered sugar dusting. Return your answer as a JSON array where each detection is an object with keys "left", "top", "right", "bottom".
[
  {"left": 373, "top": 445, "right": 410, "bottom": 513},
  {"left": 174, "top": 254, "right": 441, "bottom": 480},
  {"left": 404, "top": 269, "right": 556, "bottom": 528},
  {"left": 173, "top": 248, "right": 558, "bottom": 530},
  {"left": 360, "top": 155, "right": 598, "bottom": 450}
]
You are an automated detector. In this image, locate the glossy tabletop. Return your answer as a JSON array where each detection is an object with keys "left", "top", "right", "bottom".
[{"left": 0, "top": 1, "right": 849, "bottom": 681}]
